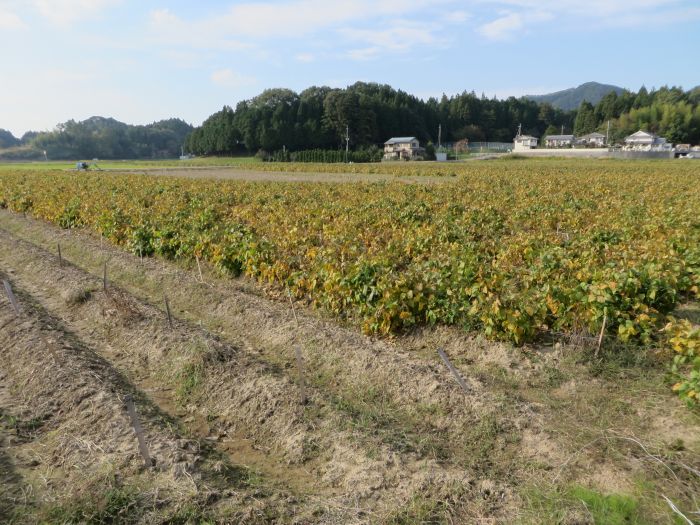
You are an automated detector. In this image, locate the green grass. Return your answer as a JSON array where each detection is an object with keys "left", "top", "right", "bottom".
[
  {"left": 521, "top": 485, "right": 653, "bottom": 525},
  {"left": 1, "top": 412, "right": 45, "bottom": 435},
  {"left": 42, "top": 485, "right": 141, "bottom": 525},
  {"left": 175, "top": 361, "right": 204, "bottom": 405},
  {"left": 572, "top": 486, "right": 646, "bottom": 524}
]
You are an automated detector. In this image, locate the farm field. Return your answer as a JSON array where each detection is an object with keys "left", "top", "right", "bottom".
[
  {"left": 0, "top": 159, "right": 699, "bottom": 523},
  {"left": 0, "top": 156, "right": 263, "bottom": 171}
]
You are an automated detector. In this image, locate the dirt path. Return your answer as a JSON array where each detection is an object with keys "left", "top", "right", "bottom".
[
  {"left": 1, "top": 209, "right": 699, "bottom": 524},
  {"left": 103, "top": 167, "right": 456, "bottom": 184}
]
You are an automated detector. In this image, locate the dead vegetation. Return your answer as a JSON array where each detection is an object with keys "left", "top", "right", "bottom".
[{"left": 0, "top": 209, "right": 699, "bottom": 524}]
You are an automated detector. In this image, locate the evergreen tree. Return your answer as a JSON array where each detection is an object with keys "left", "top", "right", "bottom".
[{"left": 574, "top": 101, "right": 597, "bottom": 135}]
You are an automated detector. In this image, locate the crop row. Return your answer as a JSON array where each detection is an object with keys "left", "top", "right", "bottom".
[{"left": 0, "top": 162, "right": 698, "bottom": 346}]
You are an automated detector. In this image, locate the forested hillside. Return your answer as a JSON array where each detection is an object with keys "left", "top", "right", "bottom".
[
  {"left": 187, "top": 83, "right": 700, "bottom": 155},
  {"left": 526, "top": 82, "right": 624, "bottom": 110},
  {"left": 3, "top": 83, "right": 699, "bottom": 160},
  {"left": 185, "top": 83, "right": 572, "bottom": 155},
  {"left": 0, "top": 117, "right": 193, "bottom": 160}
]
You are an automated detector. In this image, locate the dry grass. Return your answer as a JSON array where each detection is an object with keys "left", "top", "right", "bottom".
[{"left": 1, "top": 209, "right": 698, "bottom": 524}]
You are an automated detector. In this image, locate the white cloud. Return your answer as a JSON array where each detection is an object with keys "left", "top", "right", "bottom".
[
  {"left": 30, "top": 0, "right": 121, "bottom": 25},
  {"left": 0, "top": 9, "right": 24, "bottom": 29},
  {"left": 477, "top": 10, "right": 554, "bottom": 40},
  {"left": 210, "top": 68, "right": 256, "bottom": 89},
  {"left": 219, "top": 0, "right": 450, "bottom": 38},
  {"left": 446, "top": 11, "right": 471, "bottom": 24},
  {"left": 474, "top": 0, "right": 699, "bottom": 36},
  {"left": 148, "top": 1, "right": 456, "bottom": 60},
  {"left": 477, "top": 12, "right": 523, "bottom": 40},
  {"left": 148, "top": 8, "right": 255, "bottom": 51},
  {"left": 346, "top": 47, "right": 380, "bottom": 61},
  {"left": 341, "top": 21, "right": 440, "bottom": 51},
  {"left": 149, "top": 0, "right": 453, "bottom": 43}
]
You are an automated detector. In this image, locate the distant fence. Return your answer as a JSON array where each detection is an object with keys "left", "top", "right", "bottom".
[
  {"left": 610, "top": 150, "right": 674, "bottom": 160},
  {"left": 466, "top": 142, "right": 513, "bottom": 152},
  {"left": 438, "top": 141, "right": 512, "bottom": 155}
]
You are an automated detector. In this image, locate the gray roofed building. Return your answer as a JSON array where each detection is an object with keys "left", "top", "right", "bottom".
[
  {"left": 544, "top": 134, "right": 575, "bottom": 148},
  {"left": 384, "top": 137, "right": 418, "bottom": 145},
  {"left": 624, "top": 130, "right": 672, "bottom": 151},
  {"left": 383, "top": 137, "right": 424, "bottom": 160},
  {"left": 577, "top": 132, "right": 606, "bottom": 147}
]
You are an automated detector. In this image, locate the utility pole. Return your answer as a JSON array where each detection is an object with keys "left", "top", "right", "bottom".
[
  {"left": 561, "top": 124, "right": 564, "bottom": 135},
  {"left": 438, "top": 124, "right": 442, "bottom": 148},
  {"left": 345, "top": 125, "right": 349, "bottom": 163},
  {"left": 606, "top": 120, "right": 611, "bottom": 145}
]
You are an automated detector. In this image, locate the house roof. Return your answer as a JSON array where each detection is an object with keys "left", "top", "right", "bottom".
[
  {"left": 580, "top": 132, "right": 606, "bottom": 139},
  {"left": 515, "top": 135, "right": 537, "bottom": 140},
  {"left": 626, "top": 130, "right": 656, "bottom": 139},
  {"left": 385, "top": 137, "right": 418, "bottom": 144},
  {"left": 545, "top": 135, "right": 574, "bottom": 140}
]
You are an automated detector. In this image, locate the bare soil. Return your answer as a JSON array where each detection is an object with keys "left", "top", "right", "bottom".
[
  {"left": 103, "top": 167, "right": 454, "bottom": 184},
  {"left": 1, "top": 209, "right": 698, "bottom": 524}
]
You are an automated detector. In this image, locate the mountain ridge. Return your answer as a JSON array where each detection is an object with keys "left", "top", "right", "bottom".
[{"left": 526, "top": 82, "right": 625, "bottom": 111}]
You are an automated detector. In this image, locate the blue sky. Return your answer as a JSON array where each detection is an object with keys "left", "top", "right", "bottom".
[{"left": 1, "top": 0, "right": 699, "bottom": 136}]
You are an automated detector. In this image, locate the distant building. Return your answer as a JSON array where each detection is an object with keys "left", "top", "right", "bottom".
[
  {"left": 624, "top": 130, "right": 672, "bottom": 151},
  {"left": 544, "top": 134, "right": 575, "bottom": 148},
  {"left": 383, "top": 137, "right": 424, "bottom": 160},
  {"left": 577, "top": 132, "right": 606, "bottom": 148},
  {"left": 513, "top": 134, "right": 538, "bottom": 151}
]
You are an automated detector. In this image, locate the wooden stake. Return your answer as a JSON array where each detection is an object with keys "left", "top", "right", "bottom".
[
  {"left": 295, "top": 346, "right": 308, "bottom": 405},
  {"left": 164, "top": 295, "right": 173, "bottom": 330},
  {"left": 595, "top": 312, "right": 607, "bottom": 358},
  {"left": 103, "top": 261, "right": 108, "bottom": 291},
  {"left": 3, "top": 280, "right": 20, "bottom": 315},
  {"left": 287, "top": 289, "right": 299, "bottom": 327},
  {"left": 437, "top": 348, "right": 471, "bottom": 394},
  {"left": 125, "top": 395, "right": 153, "bottom": 468},
  {"left": 57, "top": 243, "right": 63, "bottom": 267},
  {"left": 196, "top": 256, "right": 204, "bottom": 283}
]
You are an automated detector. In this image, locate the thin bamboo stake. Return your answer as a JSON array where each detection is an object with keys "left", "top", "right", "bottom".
[
  {"left": 287, "top": 289, "right": 299, "bottom": 327},
  {"left": 595, "top": 312, "right": 607, "bottom": 357},
  {"left": 3, "top": 280, "right": 20, "bottom": 315},
  {"left": 295, "top": 346, "right": 308, "bottom": 405},
  {"left": 125, "top": 395, "right": 153, "bottom": 468},
  {"left": 164, "top": 295, "right": 173, "bottom": 330},
  {"left": 437, "top": 348, "right": 471, "bottom": 394}
]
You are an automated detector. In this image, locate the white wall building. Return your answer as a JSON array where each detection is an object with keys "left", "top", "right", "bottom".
[
  {"left": 383, "top": 137, "right": 424, "bottom": 160},
  {"left": 544, "top": 134, "right": 575, "bottom": 148},
  {"left": 577, "top": 132, "right": 606, "bottom": 147},
  {"left": 624, "top": 130, "right": 672, "bottom": 151},
  {"left": 513, "top": 134, "right": 538, "bottom": 151}
]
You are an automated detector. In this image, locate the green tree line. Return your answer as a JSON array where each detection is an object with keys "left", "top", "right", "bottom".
[
  {"left": 187, "top": 83, "right": 700, "bottom": 155},
  {"left": 0, "top": 116, "right": 193, "bottom": 160},
  {"left": 3, "top": 83, "right": 699, "bottom": 161},
  {"left": 567, "top": 85, "right": 700, "bottom": 143}
]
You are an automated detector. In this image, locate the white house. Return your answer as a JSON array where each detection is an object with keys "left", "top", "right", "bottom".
[
  {"left": 383, "top": 137, "right": 424, "bottom": 160},
  {"left": 624, "top": 130, "right": 672, "bottom": 151},
  {"left": 544, "top": 134, "right": 575, "bottom": 148},
  {"left": 577, "top": 132, "right": 606, "bottom": 147},
  {"left": 513, "top": 134, "right": 538, "bottom": 151}
]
